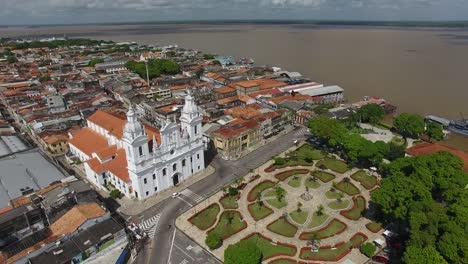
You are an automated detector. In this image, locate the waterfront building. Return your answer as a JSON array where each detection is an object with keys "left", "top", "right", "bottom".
[{"left": 68, "top": 92, "right": 205, "bottom": 200}]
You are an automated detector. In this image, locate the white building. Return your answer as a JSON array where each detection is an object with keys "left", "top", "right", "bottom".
[{"left": 68, "top": 92, "right": 205, "bottom": 200}]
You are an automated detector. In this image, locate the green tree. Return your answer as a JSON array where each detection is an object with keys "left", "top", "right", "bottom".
[
  {"left": 203, "top": 53, "right": 215, "bottom": 60},
  {"left": 356, "top": 103, "right": 385, "bottom": 124},
  {"left": 360, "top": 242, "right": 377, "bottom": 258},
  {"left": 7, "top": 55, "right": 16, "bottom": 63},
  {"left": 195, "top": 67, "right": 204, "bottom": 78},
  {"left": 39, "top": 75, "right": 51, "bottom": 82},
  {"left": 426, "top": 122, "right": 444, "bottom": 141},
  {"left": 88, "top": 58, "right": 104, "bottom": 67},
  {"left": 386, "top": 142, "right": 406, "bottom": 161},
  {"left": 109, "top": 189, "right": 122, "bottom": 199},
  {"left": 205, "top": 232, "right": 222, "bottom": 250},
  {"left": 308, "top": 116, "right": 347, "bottom": 146},
  {"left": 394, "top": 113, "right": 425, "bottom": 139},
  {"left": 224, "top": 240, "right": 262, "bottom": 264},
  {"left": 403, "top": 246, "right": 448, "bottom": 264},
  {"left": 211, "top": 60, "right": 221, "bottom": 66}
]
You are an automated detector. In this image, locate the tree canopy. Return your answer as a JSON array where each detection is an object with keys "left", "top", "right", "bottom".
[
  {"left": 88, "top": 58, "right": 104, "bottom": 67},
  {"left": 308, "top": 116, "right": 347, "bottom": 147},
  {"left": 125, "top": 59, "right": 180, "bottom": 80},
  {"left": 224, "top": 240, "right": 262, "bottom": 264},
  {"left": 394, "top": 113, "right": 425, "bottom": 138},
  {"left": 372, "top": 152, "right": 468, "bottom": 263},
  {"left": 356, "top": 103, "right": 385, "bottom": 124},
  {"left": 426, "top": 122, "right": 444, "bottom": 141}
]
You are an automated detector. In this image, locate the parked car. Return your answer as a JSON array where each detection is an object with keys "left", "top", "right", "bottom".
[{"left": 372, "top": 255, "right": 389, "bottom": 264}]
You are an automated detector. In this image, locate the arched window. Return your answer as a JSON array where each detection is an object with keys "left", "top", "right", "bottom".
[
  {"left": 138, "top": 146, "right": 143, "bottom": 156},
  {"left": 173, "top": 163, "right": 177, "bottom": 171},
  {"left": 162, "top": 168, "right": 167, "bottom": 176}
]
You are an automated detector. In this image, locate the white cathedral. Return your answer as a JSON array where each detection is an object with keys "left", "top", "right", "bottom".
[{"left": 69, "top": 92, "right": 205, "bottom": 200}]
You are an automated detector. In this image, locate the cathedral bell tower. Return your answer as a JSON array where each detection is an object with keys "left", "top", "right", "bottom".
[
  {"left": 179, "top": 90, "right": 202, "bottom": 141},
  {"left": 123, "top": 105, "right": 149, "bottom": 172}
]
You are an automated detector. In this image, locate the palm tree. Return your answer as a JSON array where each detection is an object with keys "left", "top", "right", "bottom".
[
  {"left": 227, "top": 212, "right": 234, "bottom": 225},
  {"left": 257, "top": 193, "right": 263, "bottom": 207},
  {"left": 342, "top": 177, "right": 351, "bottom": 191},
  {"left": 337, "top": 192, "right": 344, "bottom": 203},
  {"left": 316, "top": 204, "right": 324, "bottom": 216},
  {"left": 309, "top": 233, "right": 321, "bottom": 251}
]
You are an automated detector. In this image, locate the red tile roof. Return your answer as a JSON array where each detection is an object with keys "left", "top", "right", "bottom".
[
  {"left": 406, "top": 142, "right": 468, "bottom": 172},
  {"left": 213, "top": 118, "right": 259, "bottom": 138},
  {"left": 69, "top": 128, "right": 109, "bottom": 158}
]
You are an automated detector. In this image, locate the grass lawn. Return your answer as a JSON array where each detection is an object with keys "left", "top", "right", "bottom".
[
  {"left": 300, "top": 219, "right": 346, "bottom": 240},
  {"left": 248, "top": 181, "right": 275, "bottom": 202},
  {"left": 266, "top": 198, "right": 287, "bottom": 209},
  {"left": 316, "top": 158, "right": 349, "bottom": 174},
  {"left": 220, "top": 195, "right": 239, "bottom": 209},
  {"left": 304, "top": 178, "right": 320, "bottom": 189},
  {"left": 335, "top": 181, "right": 360, "bottom": 196},
  {"left": 325, "top": 191, "right": 341, "bottom": 199},
  {"left": 189, "top": 203, "right": 220, "bottom": 230},
  {"left": 300, "top": 242, "right": 351, "bottom": 261},
  {"left": 243, "top": 234, "right": 296, "bottom": 259},
  {"left": 288, "top": 176, "right": 302, "bottom": 188},
  {"left": 269, "top": 258, "right": 298, "bottom": 264},
  {"left": 291, "top": 144, "right": 326, "bottom": 160},
  {"left": 311, "top": 171, "right": 336, "bottom": 183},
  {"left": 308, "top": 212, "right": 329, "bottom": 229},
  {"left": 366, "top": 222, "right": 383, "bottom": 233},
  {"left": 341, "top": 196, "right": 366, "bottom": 220},
  {"left": 248, "top": 202, "right": 274, "bottom": 221},
  {"left": 263, "top": 189, "right": 276, "bottom": 198},
  {"left": 350, "top": 170, "right": 377, "bottom": 190},
  {"left": 290, "top": 210, "right": 308, "bottom": 225},
  {"left": 268, "top": 217, "right": 298, "bottom": 237},
  {"left": 276, "top": 169, "right": 309, "bottom": 181},
  {"left": 208, "top": 211, "right": 246, "bottom": 239},
  {"left": 328, "top": 200, "right": 350, "bottom": 210}
]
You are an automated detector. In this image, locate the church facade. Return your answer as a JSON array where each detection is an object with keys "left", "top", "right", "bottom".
[{"left": 68, "top": 92, "right": 205, "bottom": 200}]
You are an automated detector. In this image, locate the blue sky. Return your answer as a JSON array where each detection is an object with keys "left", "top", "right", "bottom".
[{"left": 0, "top": 0, "right": 467, "bottom": 25}]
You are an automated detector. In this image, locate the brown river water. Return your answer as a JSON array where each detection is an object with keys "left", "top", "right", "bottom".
[{"left": 1, "top": 24, "right": 467, "bottom": 150}]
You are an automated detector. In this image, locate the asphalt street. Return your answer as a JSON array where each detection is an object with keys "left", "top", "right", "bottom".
[{"left": 134, "top": 126, "right": 310, "bottom": 264}]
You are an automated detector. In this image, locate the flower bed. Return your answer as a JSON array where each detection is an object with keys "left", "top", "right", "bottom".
[
  {"left": 335, "top": 181, "right": 360, "bottom": 196},
  {"left": 249, "top": 174, "right": 261, "bottom": 182},
  {"left": 242, "top": 233, "right": 297, "bottom": 260},
  {"left": 299, "top": 243, "right": 352, "bottom": 262},
  {"left": 350, "top": 170, "right": 377, "bottom": 190},
  {"left": 268, "top": 258, "right": 299, "bottom": 264},
  {"left": 340, "top": 196, "right": 366, "bottom": 220},
  {"left": 366, "top": 222, "right": 383, "bottom": 233},
  {"left": 311, "top": 171, "right": 335, "bottom": 183},
  {"left": 350, "top": 232, "right": 368, "bottom": 248},
  {"left": 299, "top": 218, "right": 347, "bottom": 240},
  {"left": 267, "top": 217, "right": 298, "bottom": 237},
  {"left": 207, "top": 210, "right": 247, "bottom": 240},
  {"left": 188, "top": 203, "right": 220, "bottom": 230},
  {"left": 316, "top": 158, "right": 349, "bottom": 173},
  {"left": 275, "top": 169, "right": 309, "bottom": 181},
  {"left": 247, "top": 180, "right": 275, "bottom": 202},
  {"left": 248, "top": 202, "right": 274, "bottom": 221}
]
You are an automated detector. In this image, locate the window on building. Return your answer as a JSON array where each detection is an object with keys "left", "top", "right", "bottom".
[
  {"left": 146, "top": 191, "right": 149, "bottom": 196},
  {"left": 182, "top": 159, "right": 186, "bottom": 167},
  {"left": 197, "top": 154, "right": 200, "bottom": 159},
  {"left": 173, "top": 163, "right": 177, "bottom": 171},
  {"left": 139, "top": 146, "right": 143, "bottom": 156},
  {"left": 198, "top": 166, "right": 200, "bottom": 170},
  {"left": 135, "top": 191, "right": 138, "bottom": 198},
  {"left": 153, "top": 173, "right": 156, "bottom": 180},
  {"left": 190, "top": 157, "right": 193, "bottom": 162},
  {"left": 163, "top": 168, "right": 167, "bottom": 176},
  {"left": 144, "top": 178, "right": 147, "bottom": 184},
  {"left": 154, "top": 187, "right": 158, "bottom": 191},
  {"left": 194, "top": 125, "right": 198, "bottom": 135}
]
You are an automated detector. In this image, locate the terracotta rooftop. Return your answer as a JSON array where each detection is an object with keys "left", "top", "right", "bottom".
[
  {"left": 87, "top": 110, "right": 127, "bottom": 138},
  {"left": 42, "top": 134, "right": 69, "bottom": 145},
  {"left": 213, "top": 118, "right": 259, "bottom": 138},
  {"left": 229, "top": 79, "right": 287, "bottom": 90},
  {"left": 216, "top": 95, "right": 240, "bottom": 105},
  {"left": 249, "top": 88, "right": 283, "bottom": 98},
  {"left": 268, "top": 94, "right": 314, "bottom": 104},
  {"left": 225, "top": 106, "right": 261, "bottom": 120},
  {"left": 50, "top": 203, "right": 106, "bottom": 237},
  {"left": 406, "top": 142, "right": 468, "bottom": 172},
  {"left": 88, "top": 149, "right": 130, "bottom": 183},
  {"left": 69, "top": 128, "right": 109, "bottom": 158},
  {"left": 215, "top": 86, "right": 236, "bottom": 94}
]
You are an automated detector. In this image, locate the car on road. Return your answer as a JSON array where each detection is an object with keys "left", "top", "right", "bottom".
[
  {"left": 372, "top": 255, "right": 389, "bottom": 263},
  {"left": 171, "top": 192, "right": 180, "bottom": 198}
]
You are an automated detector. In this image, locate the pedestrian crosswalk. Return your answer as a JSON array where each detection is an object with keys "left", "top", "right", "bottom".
[
  {"left": 295, "top": 126, "right": 310, "bottom": 137},
  {"left": 138, "top": 214, "right": 160, "bottom": 239},
  {"left": 181, "top": 188, "right": 204, "bottom": 203}
]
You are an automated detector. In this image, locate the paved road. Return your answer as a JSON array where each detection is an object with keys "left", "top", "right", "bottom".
[{"left": 134, "top": 127, "right": 310, "bottom": 264}]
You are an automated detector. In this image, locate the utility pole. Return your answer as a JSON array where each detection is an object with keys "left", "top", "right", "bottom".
[{"left": 145, "top": 60, "right": 150, "bottom": 88}]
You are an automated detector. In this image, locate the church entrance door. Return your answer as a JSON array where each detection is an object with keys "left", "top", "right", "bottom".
[{"left": 172, "top": 174, "right": 180, "bottom": 186}]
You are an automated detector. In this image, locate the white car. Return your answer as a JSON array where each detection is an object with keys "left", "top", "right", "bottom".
[{"left": 171, "top": 192, "right": 180, "bottom": 198}]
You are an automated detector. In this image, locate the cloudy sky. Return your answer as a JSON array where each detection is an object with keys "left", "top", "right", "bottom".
[{"left": 0, "top": 0, "right": 467, "bottom": 25}]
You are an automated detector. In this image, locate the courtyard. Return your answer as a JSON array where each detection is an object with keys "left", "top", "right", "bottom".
[{"left": 176, "top": 143, "right": 385, "bottom": 263}]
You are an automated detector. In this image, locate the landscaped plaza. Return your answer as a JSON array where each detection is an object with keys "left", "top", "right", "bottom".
[{"left": 176, "top": 143, "right": 386, "bottom": 263}]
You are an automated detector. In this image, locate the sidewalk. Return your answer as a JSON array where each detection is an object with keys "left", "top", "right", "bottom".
[{"left": 117, "top": 165, "right": 215, "bottom": 216}]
